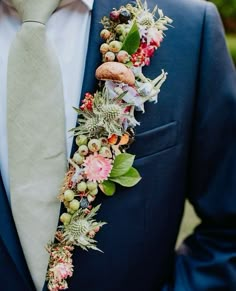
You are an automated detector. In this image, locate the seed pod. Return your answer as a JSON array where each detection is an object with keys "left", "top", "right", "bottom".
[
  {"left": 100, "top": 29, "right": 111, "bottom": 40},
  {"left": 109, "top": 40, "right": 122, "bottom": 53},
  {"left": 104, "top": 51, "right": 116, "bottom": 62},
  {"left": 100, "top": 43, "right": 110, "bottom": 54},
  {"left": 78, "top": 145, "right": 89, "bottom": 156},
  {"left": 117, "top": 50, "right": 129, "bottom": 63},
  {"left": 88, "top": 139, "right": 101, "bottom": 152}
]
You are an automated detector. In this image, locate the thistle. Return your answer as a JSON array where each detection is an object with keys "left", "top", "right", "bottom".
[
  {"left": 73, "top": 90, "right": 133, "bottom": 138},
  {"left": 62, "top": 205, "right": 106, "bottom": 251}
]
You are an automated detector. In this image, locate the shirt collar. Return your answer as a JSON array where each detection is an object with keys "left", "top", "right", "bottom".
[
  {"left": 58, "top": 0, "right": 94, "bottom": 11},
  {"left": 2, "top": 0, "right": 94, "bottom": 11}
]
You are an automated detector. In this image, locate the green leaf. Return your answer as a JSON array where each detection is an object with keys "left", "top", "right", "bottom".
[
  {"left": 110, "top": 153, "right": 135, "bottom": 178},
  {"left": 121, "top": 21, "right": 140, "bottom": 55},
  {"left": 115, "top": 90, "right": 128, "bottom": 102},
  {"left": 100, "top": 180, "right": 116, "bottom": 196},
  {"left": 110, "top": 167, "right": 142, "bottom": 187}
]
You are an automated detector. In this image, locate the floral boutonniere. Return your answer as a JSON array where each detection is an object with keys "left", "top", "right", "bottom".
[{"left": 46, "top": 1, "right": 172, "bottom": 290}]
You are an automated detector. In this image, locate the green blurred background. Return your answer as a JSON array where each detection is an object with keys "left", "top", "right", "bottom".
[
  {"left": 177, "top": 0, "right": 236, "bottom": 247},
  {"left": 211, "top": 0, "right": 236, "bottom": 64},
  {"left": 212, "top": 0, "right": 236, "bottom": 64}
]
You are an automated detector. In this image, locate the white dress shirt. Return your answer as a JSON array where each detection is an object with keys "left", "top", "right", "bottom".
[{"left": 0, "top": 0, "right": 94, "bottom": 199}]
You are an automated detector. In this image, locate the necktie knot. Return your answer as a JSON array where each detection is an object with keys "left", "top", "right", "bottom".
[{"left": 11, "top": 0, "right": 61, "bottom": 24}]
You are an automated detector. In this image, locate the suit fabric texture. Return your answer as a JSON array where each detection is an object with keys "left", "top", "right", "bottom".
[{"left": 0, "top": 0, "right": 236, "bottom": 290}]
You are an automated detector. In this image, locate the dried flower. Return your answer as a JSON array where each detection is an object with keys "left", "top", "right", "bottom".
[
  {"left": 50, "top": 262, "right": 73, "bottom": 282},
  {"left": 80, "top": 93, "right": 94, "bottom": 111},
  {"left": 83, "top": 153, "right": 112, "bottom": 182}
]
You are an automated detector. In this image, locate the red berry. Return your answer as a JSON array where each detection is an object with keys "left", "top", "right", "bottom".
[{"left": 110, "top": 10, "right": 120, "bottom": 21}]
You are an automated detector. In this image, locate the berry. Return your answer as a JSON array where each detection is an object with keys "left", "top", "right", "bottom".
[
  {"left": 88, "top": 139, "right": 101, "bottom": 152},
  {"left": 104, "top": 51, "right": 115, "bottom": 62},
  {"left": 80, "top": 93, "right": 94, "bottom": 111},
  {"left": 78, "top": 145, "right": 89, "bottom": 156},
  {"left": 76, "top": 135, "right": 88, "bottom": 146},
  {"left": 80, "top": 197, "right": 90, "bottom": 209},
  {"left": 73, "top": 152, "right": 84, "bottom": 165},
  {"left": 110, "top": 10, "right": 120, "bottom": 21},
  {"left": 109, "top": 41, "right": 122, "bottom": 53},
  {"left": 64, "top": 190, "right": 75, "bottom": 202},
  {"left": 100, "top": 43, "right": 109, "bottom": 54},
  {"left": 87, "top": 181, "right": 98, "bottom": 191},
  {"left": 90, "top": 188, "right": 98, "bottom": 196},
  {"left": 100, "top": 29, "right": 111, "bottom": 40},
  {"left": 119, "top": 9, "right": 131, "bottom": 23},
  {"left": 69, "top": 199, "right": 80, "bottom": 211},
  {"left": 77, "top": 181, "right": 87, "bottom": 192},
  {"left": 117, "top": 50, "right": 129, "bottom": 63},
  {"left": 60, "top": 213, "right": 72, "bottom": 224}
]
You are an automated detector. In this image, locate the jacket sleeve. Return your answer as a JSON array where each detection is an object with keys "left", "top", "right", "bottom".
[{"left": 163, "top": 2, "right": 236, "bottom": 290}]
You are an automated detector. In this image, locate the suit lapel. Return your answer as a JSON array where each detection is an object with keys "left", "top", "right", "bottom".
[{"left": 0, "top": 174, "right": 35, "bottom": 290}]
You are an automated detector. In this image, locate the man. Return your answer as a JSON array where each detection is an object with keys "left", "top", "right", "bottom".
[{"left": 0, "top": 0, "right": 235, "bottom": 290}]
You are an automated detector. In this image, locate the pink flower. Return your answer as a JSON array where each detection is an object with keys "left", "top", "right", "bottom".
[
  {"left": 50, "top": 262, "right": 73, "bottom": 282},
  {"left": 83, "top": 153, "right": 112, "bottom": 182}
]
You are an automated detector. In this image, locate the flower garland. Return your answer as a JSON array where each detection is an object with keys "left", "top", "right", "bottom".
[{"left": 46, "top": 1, "right": 172, "bottom": 290}]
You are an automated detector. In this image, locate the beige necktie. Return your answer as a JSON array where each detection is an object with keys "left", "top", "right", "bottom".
[{"left": 7, "top": 0, "right": 67, "bottom": 289}]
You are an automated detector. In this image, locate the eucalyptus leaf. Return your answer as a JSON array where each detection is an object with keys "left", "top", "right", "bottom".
[
  {"left": 110, "top": 167, "right": 141, "bottom": 187},
  {"left": 110, "top": 153, "right": 135, "bottom": 178},
  {"left": 121, "top": 21, "right": 140, "bottom": 55},
  {"left": 100, "top": 180, "right": 116, "bottom": 196}
]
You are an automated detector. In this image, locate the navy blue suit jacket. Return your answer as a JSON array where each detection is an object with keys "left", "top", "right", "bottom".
[{"left": 1, "top": 0, "right": 236, "bottom": 290}]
